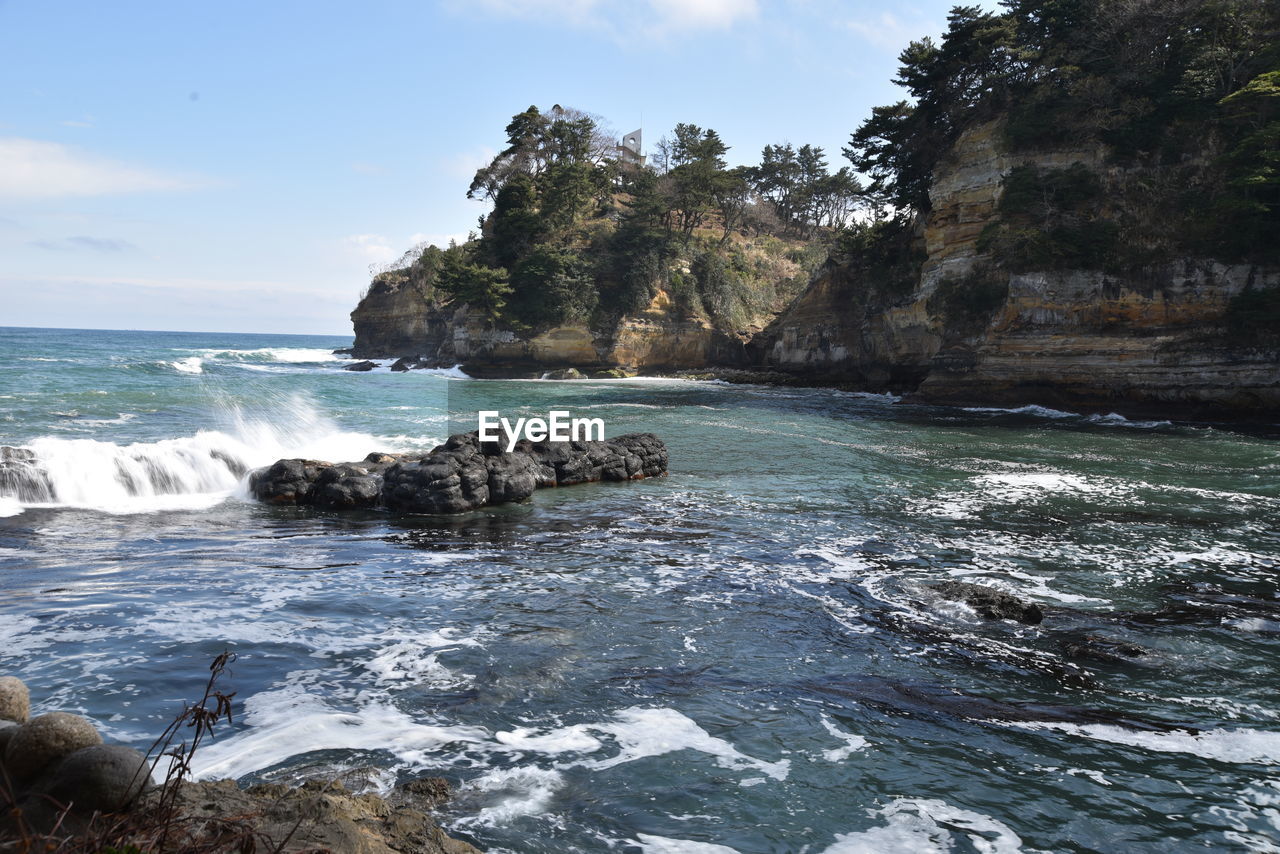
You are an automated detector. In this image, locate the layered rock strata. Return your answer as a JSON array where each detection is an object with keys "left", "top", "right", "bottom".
[{"left": 756, "top": 121, "right": 1280, "bottom": 416}]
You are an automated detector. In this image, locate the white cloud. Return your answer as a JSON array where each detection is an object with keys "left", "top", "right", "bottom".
[
  {"left": 648, "top": 0, "right": 757, "bottom": 30},
  {"left": 342, "top": 233, "right": 397, "bottom": 264},
  {"left": 408, "top": 231, "right": 470, "bottom": 248},
  {"left": 452, "top": 0, "right": 756, "bottom": 34},
  {"left": 0, "top": 137, "right": 203, "bottom": 199},
  {"left": 29, "top": 235, "right": 139, "bottom": 253},
  {"left": 846, "top": 11, "right": 936, "bottom": 52}
]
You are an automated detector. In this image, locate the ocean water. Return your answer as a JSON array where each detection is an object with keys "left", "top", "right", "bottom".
[{"left": 2, "top": 325, "right": 1280, "bottom": 852}]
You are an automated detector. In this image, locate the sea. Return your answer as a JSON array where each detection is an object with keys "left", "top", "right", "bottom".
[{"left": 2, "top": 325, "right": 1279, "bottom": 852}]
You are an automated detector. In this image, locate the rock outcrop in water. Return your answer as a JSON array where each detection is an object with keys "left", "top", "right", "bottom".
[
  {"left": 931, "top": 580, "right": 1044, "bottom": 625},
  {"left": 250, "top": 431, "right": 668, "bottom": 514}
]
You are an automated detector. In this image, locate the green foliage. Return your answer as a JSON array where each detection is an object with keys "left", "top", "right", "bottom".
[
  {"left": 929, "top": 266, "right": 1010, "bottom": 335},
  {"left": 749, "top": 143, "right": 862, "bottom": 236},
  {"left": 434, "top": 244, "right": 511, "bottom": 321},
  {"left": 691, "top": 251, "right": 751, "bottom": 331},
  {"left": 844, "top": 0, "right": 1280, "bottom": 273},
  {"left": 509, "top": 246, "right": 598, "bottom": 328},
  {"left": 978, "top": 163, "right": 1121, "bottom": 271},
  {"left": 845, "top": 6, "right": 1025, "bottom": 211},
  {"left": 1225, "top": 285, "right": 1280, "bottom": 340},
  {"left": 834, "top": 216, "right": 925, "bottom": 302}
]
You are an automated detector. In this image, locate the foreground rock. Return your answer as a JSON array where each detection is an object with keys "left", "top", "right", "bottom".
[
  {"left": 0, "top": 675, "right": 479, "bottom": 853},
  {"left": 0, "top": 676, "right": 29, "bottom": 723},
  {"left": 250, "top": 431, "right": 668, "bottom": 514},
  {"left": 0, "top": 679, "right": 149, "bottom": 833},
  {"left": 932, "top": 581, "right": 1044, "bottom": 625},
  {"left": 167, "top": 778, "right": 478, "bottom": 854}
]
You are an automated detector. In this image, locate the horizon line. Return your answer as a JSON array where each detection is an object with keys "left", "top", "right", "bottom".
[{"left": 0, "top": 324, "right": 353, "bottom": 338}]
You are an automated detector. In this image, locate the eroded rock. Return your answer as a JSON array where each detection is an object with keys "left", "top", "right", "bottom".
[
  {"left": 250, "top": 431, "right": 667, "bottom": 514},
  {"left": 932, "top": 581, "right": 1044, "bottom": 625}
]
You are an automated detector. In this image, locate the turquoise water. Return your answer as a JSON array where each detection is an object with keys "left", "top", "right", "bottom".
[{"left": 2, "top": 326, "right": 1280, "bottom": 852}]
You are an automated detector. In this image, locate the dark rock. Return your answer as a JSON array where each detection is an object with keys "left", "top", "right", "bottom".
[
  {"left": 0, "top": 448, "right": 54, "bottom": 503},
  {"left": 0, "top": 676, "right": 30, "bottom": 723},
  {"left": 395, "top": 777, "right": 452, "bottom": 808},
  {"left": 932, "top": 581, "right": 1044, "bottom": 625},
  {"left": 249, "top": 431, "right": 667, "bottom": 515},
  {"left": 250, "top": 455, "right": 411, "bottom": 510},
  {"left": 1060, "top": 634, "right": 1149, "bottom": 664},
  {"left": 390, "top": 356, "right": 416, "bottom": 372},
  {"left": 345, "top": 360, "right": 378, "bottom": 372},
  {"left": 0, "top": 719, "right": 19, "bottom": 766},
  {"left": 542, "top": 367, "right": 586, "bottom": 380},
  {"left": 4, "top": 712, "right": 102, "bottom": 781},
  {"left": 42, "top": 744, "right": 150, "bottom": 813}
]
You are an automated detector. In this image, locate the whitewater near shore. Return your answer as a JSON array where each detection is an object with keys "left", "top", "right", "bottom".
[{"left": 2, "top": 326, "right": 1280, "bottom": 852}]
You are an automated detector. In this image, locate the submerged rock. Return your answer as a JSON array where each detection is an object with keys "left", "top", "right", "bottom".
[
  {"left": 1059, "top": 634, "right": 1149, "bottom": 664},
  {"left": 345, "top": 360, "right": 378, "bottom": 372},
  {"left": 249, "top": 431, "right": 667, "bottom": 514},
  {"left": 932, "top": 581, "right": 1044, "bottom": 625}
]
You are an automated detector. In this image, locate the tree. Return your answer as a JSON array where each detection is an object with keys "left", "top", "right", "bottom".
[{"left": 435, "top": 244, "right": 511, "bottom": 321}]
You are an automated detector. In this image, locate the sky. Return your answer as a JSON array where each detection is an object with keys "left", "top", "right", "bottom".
[{"left": 0, "top": 0, "right": 974, "bottom": 335}]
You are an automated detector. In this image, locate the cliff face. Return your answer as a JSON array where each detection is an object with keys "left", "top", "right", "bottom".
[
  {"left": 352, "top": 285, "right": 747, "bottom": 372},
  {"left": 757, "top": 121, "right": 1280, "bottom": 417},
  {"left": 352, "top": 121, "right": 1276, "bottom": 416},
  {"left": 350, "top": 273, "right": 448, "bottom": 358}
]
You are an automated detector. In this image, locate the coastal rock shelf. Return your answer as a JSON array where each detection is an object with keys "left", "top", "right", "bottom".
[{"left": 249, "top": 431, "right": 668, "bottom": 514}]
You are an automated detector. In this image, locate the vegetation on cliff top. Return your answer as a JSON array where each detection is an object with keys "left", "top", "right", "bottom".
[
  {"left": 366, "top": 1, "right": 1278, "bottom": 340},
  {"left": 845, "top": 0, "right": 1279, "bottom": 320},
  {"left": 367, "top": 106, "right": 851, "bottom": 336}
]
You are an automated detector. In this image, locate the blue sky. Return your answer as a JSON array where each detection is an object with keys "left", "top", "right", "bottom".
[{"left": 0, "top": 0, "right": 971, "bottom": 335}]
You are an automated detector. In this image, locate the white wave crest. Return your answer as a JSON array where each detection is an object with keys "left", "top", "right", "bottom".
[
  {"left": 170, "top": 356, "right": 203, "bottom": 374},
  {"left": 0, "top": 396, "right": 410, "bottom": 514},
  {"left": 194, "top": 347, "right": 340, "bottom": 364},
  {"left": 823, "top": 798, "right": 1024, "bottom": 853}
]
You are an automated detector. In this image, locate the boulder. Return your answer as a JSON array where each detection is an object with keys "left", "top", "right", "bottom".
[
  {"left": 345, "top": 360, "right": 378, "bottom": 372},
  {"left": 43, "top": 744, "right": 151, "bottom": 813},
  {"left": 542, "top": 367, "right": 586, "bottom": 380},
  {"left": 390, "top": 357, "right": 416, "bottom": 372},
  {"left": 249, "top": 431, "right": 667, "bottom": 515},
  {"left": 0, "top": 675, "right": 30, "bottom": 723},
  {"left": 0, "top": 719, "right": 19, "bottom": 765},
  {"left": 250, "top": 454, "right": 414, "bottom": 510},
  {"left": 4, "top": 712, "right": 102, "bottom": 781},
  {"left": 932, "top": 581, "right": 1044, "bottom": 625}
]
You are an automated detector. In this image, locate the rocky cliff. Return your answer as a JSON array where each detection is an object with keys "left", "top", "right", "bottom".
[
  {"left": 351, "top": 121, "right": 1277, "bottom": 417},
  {"left": 350, "top": 238, "right": 808, "bottom": 374},
  {"left": 755, "top": 121, "right": 1280, "bottom": 418}
]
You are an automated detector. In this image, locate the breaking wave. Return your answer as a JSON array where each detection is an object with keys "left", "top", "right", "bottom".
[{"left": 0, "top": 397, "right": 406, "bottom": 515}]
